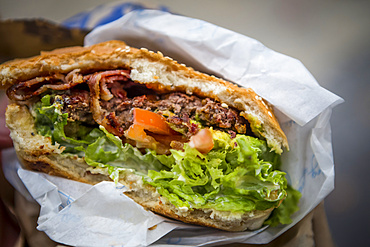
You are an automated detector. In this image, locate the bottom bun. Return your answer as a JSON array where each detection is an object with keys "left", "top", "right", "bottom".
[{"left": 6, "top": 103, "right": 273, "bottom": 231}]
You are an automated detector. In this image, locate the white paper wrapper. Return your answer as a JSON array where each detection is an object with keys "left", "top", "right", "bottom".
[{"left": 3, "top": 9, "right": 343, "bottom": 247}]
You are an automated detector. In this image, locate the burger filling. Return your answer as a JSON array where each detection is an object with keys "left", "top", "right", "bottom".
[{"left": 7, "top": 68, "right": 300, "bottom": 226}]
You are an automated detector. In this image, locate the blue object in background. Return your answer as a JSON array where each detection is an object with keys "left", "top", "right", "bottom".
[{"left": 62, "top": 2, "right": 169, "bottom": 30}]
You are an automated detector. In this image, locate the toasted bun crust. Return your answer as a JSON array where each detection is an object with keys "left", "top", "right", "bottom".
[
  {"left": 0, "top": 40, "right": 287, "bottom": 152},
  {"left": 6, "top": 103, "right": 274, "bottom": 231}
]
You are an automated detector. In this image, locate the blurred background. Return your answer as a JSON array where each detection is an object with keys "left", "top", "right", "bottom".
[{"left": 0, "top": 0, "right": 369, "bottom": 246}]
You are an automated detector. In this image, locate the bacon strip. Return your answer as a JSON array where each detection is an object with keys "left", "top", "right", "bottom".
[
  {"left": 97, "top": 70, "right": 130, "bottom": 101},
  {"left": 87, "top": 70, "right": 131, "bottom": 137},
  {"left": 7, "top": 77, "right": 49, "bottom": 101},
  {"left": 7, "top": 70, "right": 84, "bottom": 102}
]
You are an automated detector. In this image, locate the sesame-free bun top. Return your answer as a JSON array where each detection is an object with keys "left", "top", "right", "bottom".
[{"left": 0, "top": 40, "right": 288, "bottom": 153}]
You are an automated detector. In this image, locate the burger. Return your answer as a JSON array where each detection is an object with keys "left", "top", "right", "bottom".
[{"left": 0, "top": 40, "right": 300, "bottom": 231}]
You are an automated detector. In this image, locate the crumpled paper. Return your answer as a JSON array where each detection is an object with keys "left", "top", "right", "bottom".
[{"left": 3, "top": 9, "right": 343, "bottom": 247}]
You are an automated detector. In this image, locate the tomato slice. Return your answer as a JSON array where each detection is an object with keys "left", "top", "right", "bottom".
[
  {"left": 125, "top": 124, "right": 148, "bottom": 142},
  {"left": 189, "top": 128, "right": 214, "bottom": 153},
  {"left": 126, "top": 108, "right": 214, "bottom": 154},
  {"left": 133, "top": 108, "right": 174, "bottom": 135}
]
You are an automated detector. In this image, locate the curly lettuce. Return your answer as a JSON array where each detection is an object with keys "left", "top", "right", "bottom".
[{"left": 33, "top": 94, "right": 103, "bottom": 154}]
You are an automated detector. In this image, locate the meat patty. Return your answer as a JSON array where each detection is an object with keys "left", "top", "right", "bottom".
[
  {"left": 62, "top": 88, "right": 251, "bottom": 136},
  {"left": 62, "top": 89, "right": 95, "bottom": 124}
]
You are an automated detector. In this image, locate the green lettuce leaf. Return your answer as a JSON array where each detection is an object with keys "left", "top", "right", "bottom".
[
  {"left": 33, "top": 94, "right": 102, "bottom": 155},
  {"left": 264, "top": 185, "right": 302, "bottom": 227},
  {"left": 84, "top": 126, "right": 167, "bottom": 181},
  {"left": 145, "top": 131, "right": 288, "bottom": 212}
]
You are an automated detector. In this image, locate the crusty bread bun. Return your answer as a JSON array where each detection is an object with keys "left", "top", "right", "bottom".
[{"left": 1, "top": 40, "right": 288, "bottom": 231}]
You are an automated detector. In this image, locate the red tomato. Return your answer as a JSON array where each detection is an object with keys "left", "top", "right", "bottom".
[
  {"left": 133, "top": 108, "right": 174, "bottom": 135},
  {"left": 189, "top": 128, "right": 214, "bottom": 153}
]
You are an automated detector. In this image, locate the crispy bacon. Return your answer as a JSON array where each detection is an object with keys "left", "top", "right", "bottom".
[
  {"left": 7, "top": 70, "right": 84, "bottom": 102},
  {"left": 95, "top": 70, "right": 130, "bottom": 101},
  {"left": 7, "top": 77, "right": 49, "bottom": 101},
  {"left": 87, "top": 69, "right": 131, "bottom": 137}
]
